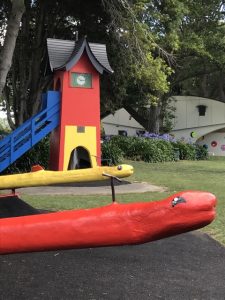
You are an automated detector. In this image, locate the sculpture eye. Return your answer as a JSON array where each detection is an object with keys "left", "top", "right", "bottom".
[
  {"left": 117, "top": 165, "right": 122, "bottom": 170},
  {"left": 172, "top": 197, "right": 187, "bottom": 207}
]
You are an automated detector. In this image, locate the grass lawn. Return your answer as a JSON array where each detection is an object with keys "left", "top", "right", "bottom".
[{"left": 22, "top": 157, "right": 225, "bottom": 245}]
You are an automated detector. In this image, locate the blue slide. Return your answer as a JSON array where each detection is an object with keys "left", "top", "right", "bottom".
[{"left": 0, "top": 91, "right": 60, "bottom": 173}]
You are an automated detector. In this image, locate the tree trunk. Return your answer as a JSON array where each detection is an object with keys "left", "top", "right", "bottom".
[
  {"left": 124, "top": 105, "right": 149, "bottom": 130},
  {"left": 8, "top": 1, "right": 51, "bottom": 128},
  {"left": 200, "top": 74, "right": 209, "bottom": 98},
  {"left": 124, "top": 104, "right": 161, "bottom": 134},
  {"left": 0, "top": 0, "right": 25, "bottom": 95},
  {"left": 218, "top": 71, "right": 225, "bottom": 102},
  {"left": 147, "top": 105, "right": 161, "bottom": 134}
]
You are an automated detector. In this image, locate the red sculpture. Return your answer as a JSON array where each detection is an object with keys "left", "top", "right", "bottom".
[{"left": 0, "top": 191, "right": 216, "bottom": 254}]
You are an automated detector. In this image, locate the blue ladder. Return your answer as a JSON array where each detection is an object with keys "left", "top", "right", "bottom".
[{"left": 0, "top": 91, "right": 61, "bottom": 173}]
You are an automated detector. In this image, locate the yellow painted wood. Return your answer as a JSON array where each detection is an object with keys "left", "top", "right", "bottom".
[
  {"left": 0, "top": 164, "right": 134, "bottom": 190},
  {"left": 63, "top": 126, "right": 97, "bottom": 170}
]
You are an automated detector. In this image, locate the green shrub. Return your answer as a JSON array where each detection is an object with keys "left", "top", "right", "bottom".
[
  {"left": 109, "top": 135, "right": 134, "bottom": 154},
  {"left": 103, "top": 136, "right": 175, "bottom": 163},
  {"left": 172, "top": 141, "right": 196, "bottom": 160},
  {"left": 102, "top": 136, "right": 208, "bottom": 164},
  {"left": 194, "top": 144, "right": 209, "bottom": 160},
  {"left": 101, "top": 140, "right": 124, "bottom": 165},
  {"left": 124, "top": 137, "right": 149, "bottom": 161},
  {"left": 125, "top": 138, "right": 174, "bottom": 162},
  {"left": 172, "top": 142, "right": 208, "bottom": 161},
  {"left": 155, "top": 139, "right": 175, "bottom": 162}
]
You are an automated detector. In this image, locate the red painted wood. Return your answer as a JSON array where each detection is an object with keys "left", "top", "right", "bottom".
[
  {"left": 31, "top": 165, "right": 44, "bottom": 172},
  {"left": 0, "top": 193, "right": 19, "bottom": 199},
  {"left": 0, "top": 191, "right": 216, "bottom": 254},
  {"left": 49, "top": 53, "right": 101, "bottom": 170},
  {"left": 61, "top": 55, "right": 100, "bottom": 126}
]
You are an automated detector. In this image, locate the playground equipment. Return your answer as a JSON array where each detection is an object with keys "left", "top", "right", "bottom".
[
  {"left": 0, "top": 190, "right": 216, "bottom": 254},
  {"left": 0, "top": 37, "right": 217, "bottom": 255},
  {"left": 0, "top": 37, "right": 114, "bottom": 173},
  {"left": 47, "top": 37, "right": 114, "bottom": 171},
  {"left": 0, "top": 164, "right": 133, "bottom": 190}
]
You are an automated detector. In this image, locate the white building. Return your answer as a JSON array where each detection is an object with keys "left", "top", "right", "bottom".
[
  {"left": 171, "top": 96, "right": 225, "bottom": 156},
  {"left": 102, "top": 96, "right": 225, "bottom": 156},
  {"left": 102, "top": 108, "right": 144, "bottom": 137}
]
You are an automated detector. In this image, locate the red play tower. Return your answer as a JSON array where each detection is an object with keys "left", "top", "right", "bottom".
[{"left": 47, "top": 37, "right": 113, "bottom": 171}]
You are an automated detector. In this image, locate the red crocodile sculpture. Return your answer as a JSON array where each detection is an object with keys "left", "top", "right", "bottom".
[{"left": 0, "top": 190, "right": 216, "bottom": 254}]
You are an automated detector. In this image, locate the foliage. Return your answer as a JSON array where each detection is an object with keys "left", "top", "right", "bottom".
[
  {"left": 101, "top": 139, "right": 124, "bottom": 165},
  {"left": 194, "top": 144, "right": 209, "bottom": 160},
  {"left": 1, "top": 0, "right": 225, "bottom": 134},
  {"left": 103, "top": 136, "right": 174, "bottom": 163},
  {"left": 0, "top": 0, "right": 176, "bottom": 130},
  {"left": 172, "top": 141, "right": 208, "bottom": 161},
  {"left": 0, "top": 119, "right": 10, "bottom": 135},
  {"left": 171, "top": 141, "right": 196, "bottom": 160},
  {"left": 171, "top": 0, "right": 225, "bottom": 101},
  {"left": 141, "top": 1, "right": 225, "bottom": 132},
  {"left": 2, "top": 136, "right": 50, "bottom": 174},
  {"left": 102, "top": 135, "right": 208, "bottom": 163}
]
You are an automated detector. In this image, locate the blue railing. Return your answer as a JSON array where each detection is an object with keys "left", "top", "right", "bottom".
[{"left": 0, "top": 91, "right": 61, "bottom": 173}]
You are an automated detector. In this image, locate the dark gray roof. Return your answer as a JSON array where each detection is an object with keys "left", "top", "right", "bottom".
[{"left": 47, "top": 37, "right": 113, "bottom": 74}]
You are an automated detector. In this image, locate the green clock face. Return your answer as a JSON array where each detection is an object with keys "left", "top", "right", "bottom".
[{"left": 71, "top": 73, "right": 92, "bottom": 88}]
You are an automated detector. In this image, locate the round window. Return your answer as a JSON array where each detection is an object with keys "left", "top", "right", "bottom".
[{"left": 211, "top": 141, "right": 217, "bottom": 147}]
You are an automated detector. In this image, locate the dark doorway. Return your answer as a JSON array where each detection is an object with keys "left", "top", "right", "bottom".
[{"left": 68, "top": 147, "right": 91, "bottom": 170}]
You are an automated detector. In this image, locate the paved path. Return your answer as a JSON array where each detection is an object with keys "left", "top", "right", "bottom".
[
  {"left": 1, "top": 232, "right": 225, "bottom": 300},
  {"left": 11, "top": 180, "right": 167, "bottom": 196}
]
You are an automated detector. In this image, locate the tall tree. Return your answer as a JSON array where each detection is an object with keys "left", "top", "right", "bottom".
[
  {"left": 122, "top": 0, "right": 188, "bottom": 132},
  {"left": 171, "top": 0, "right": 225, "bottom": 101},
  {"left": 0, "top": 0, "right": 25, "bottom": 95},
  {"left": 134, "top": 0, "right": 225, "bottom": 132},
  {"left": 101, "top": 0, "right": 173, "bottom": 133},
  {"left": 3, "top": 0, "right": 173, "bottom": 130}
]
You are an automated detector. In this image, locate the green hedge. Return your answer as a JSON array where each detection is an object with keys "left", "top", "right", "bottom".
[
  {"left": 101, "top": 136, "right": 208, "bottom": 164},
  {"left": 101, "top": 139, "right": 124, "bottom": 165}
]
